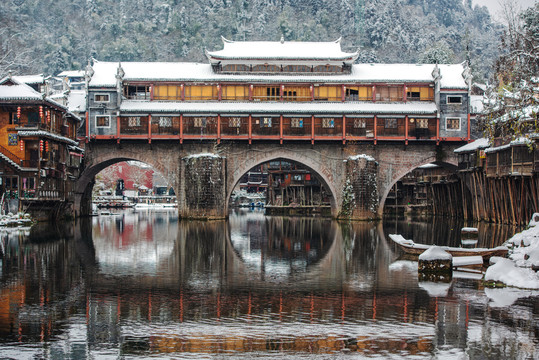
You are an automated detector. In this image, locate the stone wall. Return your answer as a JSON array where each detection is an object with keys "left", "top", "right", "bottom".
[
  {"left": 179, "top": 154, "right": 226, "bottom": 219},
  {"left": 339, "top": 155, "right": 379, "bottom": 220}
]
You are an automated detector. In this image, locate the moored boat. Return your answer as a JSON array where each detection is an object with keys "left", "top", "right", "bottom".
[{"left": 389, "top": 234, "right": 508, "bottom": 260}]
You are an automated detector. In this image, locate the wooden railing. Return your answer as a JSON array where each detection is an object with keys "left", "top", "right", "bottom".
[{"left": 94, "top": 115, "right": 458, "bottom": 144}]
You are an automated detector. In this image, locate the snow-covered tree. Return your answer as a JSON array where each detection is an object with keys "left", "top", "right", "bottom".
[{"left": 480, "top": 2, "right": 538, "bottom": 141}]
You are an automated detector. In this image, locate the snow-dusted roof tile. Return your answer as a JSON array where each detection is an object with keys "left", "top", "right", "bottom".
[
  {"left": 120, "top": 100, "right": 437, "bottom": 115},
  {"left": 454, "top": 138, "right": 490, "bottom": 153},
  {"left": 206, "top": 38, "right": 358, "bottom": 62},
  {"left": 439, "top": 64, "right": 467, "bottom": 89},
  {"left": 90, "top": 61, "right": 466, "bottom": 86}
]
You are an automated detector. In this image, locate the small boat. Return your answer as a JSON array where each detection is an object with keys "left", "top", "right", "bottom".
[{"left": 389, "top": 234, "right": 508, "bottom": 260}]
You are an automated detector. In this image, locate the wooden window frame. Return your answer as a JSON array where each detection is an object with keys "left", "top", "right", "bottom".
[
  {"left": 446, "top": 117, "right": 461, "bottom": 131},
  {"left": 447, "top": 95, "right": 462, "bottom": 104},
  {"left": 94, "top": 93, "right": 110, "bottom": 103},
  {"left": 95, "top": 115, "right": 111, "bottom": 128}
]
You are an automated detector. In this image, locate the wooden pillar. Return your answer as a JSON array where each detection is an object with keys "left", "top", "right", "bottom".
[
  {"left": 148, "top": 115, "right": 152, "bottom": 143},
  {"left": 374, "top": 115, "right": 377, "bottom": 145},
  {"left": 311, "top": 115, "right": 315, "bottom": 145},
  {"left": 180, "top": 114, "right": 183, "bottom": 144},
  {"left": 280, "top": 115, "right": 283, "bottom": 144},
  {"left": 248, "top": 114, "right": 252, "bottom": 145},
  {"left": 405, "top": 115, "right": 408, "bottom": 145},
  {"left": 342, "top": 115, "right": 346, "bottom": 144},
  {"left": 217, "top": 114, "right": 221, "bottom": 144}
]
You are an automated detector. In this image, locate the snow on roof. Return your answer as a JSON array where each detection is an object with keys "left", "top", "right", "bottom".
[
  {"left": 120, "top": 100, "right": 437, "bottom": 115},
  {"left": 67, "top": 90, "right": 86, "bottom": 113},
  {"left": 12, "top": 74, "right": 46, "bottom": 85},
  {"left": 454, "top": 138, "right": 490, "bottom": 153},
  {"left": 484, "top": 137, "right": 534, "bottom": 154},
  {"left": 18, "top": 130, "right": 80, "bottom": 145},
  {"left": 89, "top": 60, "right": 466, "bottom": 88},
  {"left": 438, "top": 64, "right": 468, "bottom": 89},
  {"left": 57, "top": 70, "right": 85, "bottom": 78},
  {"left": 206, "top": 37, "right": 358, "bottom": 62},
  {"left": 0, "top": 83, "right": 44, "bottom": 101}
]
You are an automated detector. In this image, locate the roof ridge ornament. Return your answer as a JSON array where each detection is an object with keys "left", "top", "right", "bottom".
[
  {"left": 334, "top": 37, "right": 342, "bottom": 44},
  {"left": 280, "top": 35, "right": 284, "bottom": 44},
  {"left": 221, "top": 35, "right": 233, "bottom": 44}
]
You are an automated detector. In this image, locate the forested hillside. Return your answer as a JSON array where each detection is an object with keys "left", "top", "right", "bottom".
[{"left": 0, "top": 0, "right": 503, "bottom": 81}]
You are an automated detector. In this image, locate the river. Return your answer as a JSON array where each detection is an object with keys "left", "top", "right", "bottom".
[{"left": 0, "top": 209, "right": 537, "bottom": 359}]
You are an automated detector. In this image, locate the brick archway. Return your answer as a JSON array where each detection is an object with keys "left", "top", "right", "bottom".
[{"left": 225, "top": 146, "right": 343, "bottom": 217}]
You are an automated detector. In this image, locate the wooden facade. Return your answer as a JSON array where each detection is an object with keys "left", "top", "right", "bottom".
[
  {"left": 456, "top": 138, "right": 539, "bottom": 225},
  {"left": 87, "top": 39, "right": 471, "bottom": 146},
  {"left": 0, "top": 77, "right": 83, "bottom": 216}
]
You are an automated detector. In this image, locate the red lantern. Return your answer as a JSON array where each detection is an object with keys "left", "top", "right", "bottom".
[
  {"left": 39, "top": 106, "right": 43, "bottom": 120},
  {"left": 39, "top": 140, "right": 44, "bottom": 151},
  {"left": 45, "top": 141, "right": 49, "bottom": 152},
  {"left": 19, "top": 139, "right": 24, "bottom": 151},
  {"left": 47, "top": 111, "right": 51, "bottom": 123},
  {"left": 17, "top": 106, "right": 21, "bottom": 119}
]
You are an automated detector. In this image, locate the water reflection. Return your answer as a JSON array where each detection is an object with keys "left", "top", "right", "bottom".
[{"left": 0, "top": 210, "right": 537, "bottom": 359}]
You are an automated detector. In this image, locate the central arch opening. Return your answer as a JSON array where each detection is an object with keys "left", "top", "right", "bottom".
[{"left": 229, "top": 159, "right": 334, "bottom": 216}]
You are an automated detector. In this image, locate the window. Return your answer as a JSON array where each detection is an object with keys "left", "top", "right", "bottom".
[
  {"left": 261, "top": 117, "right": 272, "bottom": 128},
  {"left": 96, "top": 115, "right": 110, "bottom": 127},
  {"left": 194, "top": 117, "right": 206, "bottom": 128},
  {"left": 128, "top": 117, "right": 141, "bottom": 127},
  {"left": 416, "top": 118, "right": 429, "bottom": 129},
  {"left": 322, "top": 118, "right": 335, "bottom": 128},
  {"left": 95, "top": 94, "right": 110, "bottom": 103},
  {"left": 283, "top": 65, "right": 311, "bottom": 73},
  {"left": 158, "top": 117, "right": 172, "bottom": 127},
  {"left": 291, "top": 118, "right": 304, "bottom": 128},
  {"left": 384, "top": 118, "right": 398, "bottom": 129},
  {"left": 446, "top": 117, "right": 461, "bottom": 131},
  {"left": 376, "top": 86, "right": 403, "bottom": 101},
  {"left": 354, "top": 119, "right": 366, "bottom": 128},
  {"left": 222, "top": 64, "right": 250, "bottom": 72},
  {"left": 228, "top": 117, "right": 241, "bottom": 127},
  {"left": 154, "top": 85, "right": 181, "bottom": 100},
  {"left": 314, "top": 86, "right": 342, "bottom": 101},
  {"left": 447, "top": 95, "right": 462, "bottom": 104},
  {"left": 252, "top": 64, "right": 280, "bottom": 73},
  {"left": 313, "top": 65, "right": 341, "bottom": 73},
  {"left": 221, "top": 85, "right": 249, "bottom": 100},
  {"left": 124, "top": 85, "right": 150, "bottom": 100}
]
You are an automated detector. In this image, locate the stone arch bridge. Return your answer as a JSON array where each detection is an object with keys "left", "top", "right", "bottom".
[{"left": 74, "top": 141, "right": 461, "bottom": 219}]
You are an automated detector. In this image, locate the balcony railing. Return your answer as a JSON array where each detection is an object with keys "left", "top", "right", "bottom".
[{"left": 92, "top": 115, "right": 468, "bottom": 144}]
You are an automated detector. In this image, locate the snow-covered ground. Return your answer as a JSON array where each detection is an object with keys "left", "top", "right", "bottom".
[{"left": 485, "top": 213, "right": 539, "bottom": 289}]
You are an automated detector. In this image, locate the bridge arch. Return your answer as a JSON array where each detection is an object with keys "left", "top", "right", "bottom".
[
  {"left": 226, "top": 150, "right": 341, "bottom": 217},
  {"left": 378, "top": 158, "right": 458, "bottom": 215},
  {"left": 75, "top": 145, "right": 179, "bottom": 216}
]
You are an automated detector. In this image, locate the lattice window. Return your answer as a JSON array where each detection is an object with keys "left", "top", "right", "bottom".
[
  {"left": 322, "top": 118, "right": 335, "bottom": 128},
  {"left": 8, "top": 134, "right": 17, "bottom": 146},
  {"left": 291, "top": 118, "right": 304, "bottom": 128},
  {"left": 260, "top": 117, "right": 272, "bottom": 128},
  {"left": 229, "top": 117, "right": 241, "bottom": 127},
  {"left": 384, "top": 118, "right": 397, "bottom": 129},
  {"left": 194, "top": 117, "right": 206, "bottom": 127},
  {"left": 159, "top": 117, "right": 172, "bottom": 127},
  {"left": 446, "top": 117, "right": 460, "bottom": 131},
  {"left": 128, "top": 116, "right": 141, "bottom": 127},
  {"left": 354, "top": 118, "right": 366, "bottom": 128},
  {"left": 417, "top": 118, "right": 429, "bottom": 129}
]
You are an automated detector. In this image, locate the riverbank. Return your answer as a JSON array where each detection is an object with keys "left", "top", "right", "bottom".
[{"left": 485, "top": 213, "right": 539, "bottom": 289}]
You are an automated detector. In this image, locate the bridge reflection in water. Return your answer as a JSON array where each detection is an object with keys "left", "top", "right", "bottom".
[{"left": 0, "top": 210, "right": 536, "bottom": 358}]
